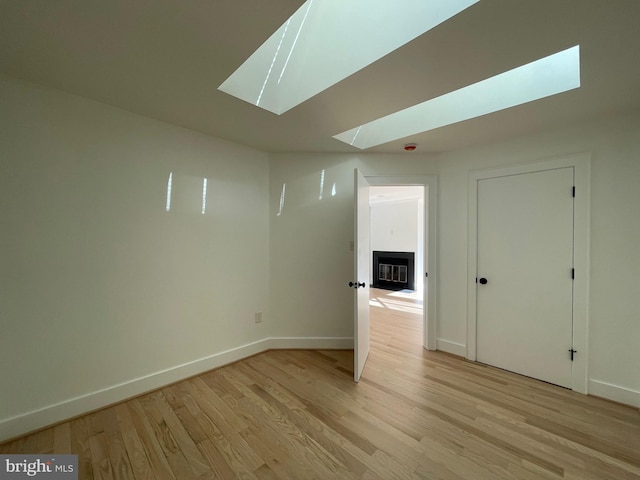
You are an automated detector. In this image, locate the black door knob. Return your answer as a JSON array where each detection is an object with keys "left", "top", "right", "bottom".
[
  {"left": 479, "top": 277, "right": 488, "bottom": 285},
  {"left": 348, "top": 281, "right": 355, "bottom": 287}
]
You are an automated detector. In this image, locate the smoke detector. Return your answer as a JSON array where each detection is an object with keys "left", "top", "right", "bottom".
[{"left": 403, "top": 143, "right": 417, "bottom": 151}]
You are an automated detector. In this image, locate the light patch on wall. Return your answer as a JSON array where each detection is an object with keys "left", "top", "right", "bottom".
[
  {"left": 166, "top": 172, "right": 173, "bottom": 212},
  {"left": 319, "top": 169, "right": 325, "bottom": 200},
  {"left": 201, "top": 178, "right": 208, "bottom": 215},
  {"left": 331, "top": 182, "right": 337, "bottom": 197},
  {"left": 334, "top": 45, "right": 581, "bottom": 149},
  {"left": 218, "top": 0, "right": 479, "bottom": 114},
  {"left": 277, "top": 183, "right": 286, "bottom": 216}
]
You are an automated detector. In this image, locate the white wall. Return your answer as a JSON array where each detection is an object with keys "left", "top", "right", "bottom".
[
  {"left": 436, "top": 110, "right": 640, "bottom": 406},
  {"left": 0, "top": 76, "right": 270, "bottom": 439},
  {"left": 371, "top": 200, "right": 419, "bottom": 253}
]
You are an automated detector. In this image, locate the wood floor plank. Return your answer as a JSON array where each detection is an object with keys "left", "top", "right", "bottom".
[
  {"left": 149, "top": 391, "right": 213, "bottom": 478},
  {"left": 229, "top": 387, "right": 355, "bottom": 480},
  {"left": 114, "top": 403, "right": 156, "bottom": 480},
  {"left": 160, "top": 384, "right": 210, "bottom": 445},
  {"left": 70, "top": 416, "right": 95, "bottom": 480},
  {"left": 186, "top": 377, "right": 264, "bottom": 471},
  {"left": 248, "top": 379, "right": 372, "bottom": 478},
  {"left": 134, "top": 394, "right": 198, "bottom": 480},
  {"left": 2, "top": 287, "right": 639, "bottom": 479},
  {"left": 88, "top": 432, "right": 115, "bottom": 480},
  {"left": 239, "top": 425, "right": 304, "bottom": 480},
  {"left": 253, "top": 463, "right": 283, "bottom": 480},
  {"left": 196, "top": 438, "right": 244, "bottom": 480},
  {"left": 95, "top": 408, "right": 135, "bottom": 480},
  {"left": 52, "top": 423, "right": 72, "bottom": 455}
]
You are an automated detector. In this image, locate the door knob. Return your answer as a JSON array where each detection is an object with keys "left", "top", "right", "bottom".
[
  {"left": 479, "top": 277, "right": 488, "bottom": 285},
  {"left": 348, "top": 281, "right": 366, "bottom": 288}
]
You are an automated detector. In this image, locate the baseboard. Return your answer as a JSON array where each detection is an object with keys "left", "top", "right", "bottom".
[
  {"left": 436, "top": 338, "right": 466, "bottom": 357},
  {"left": 0, "top": 336, "right": 353, "bottom": 443},
  {"left": 268, "top": 336, "right": 353, "bottom": 350},
  {"left": 588, "top": 379, "right": 640, "bottom": 408}
]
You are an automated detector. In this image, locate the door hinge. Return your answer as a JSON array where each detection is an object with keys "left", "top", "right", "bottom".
[
  {"left": 571, "top": 268, "right": 575, "bottom": 280},
  {"left": 569, "top": 349, "right": 577, "bottom": 361},
  {"left": 572, "top": 186, "right": 576, "bottom": 197},
  {"left": 425, "top": 272, "right": 428, "bottom": 278}
]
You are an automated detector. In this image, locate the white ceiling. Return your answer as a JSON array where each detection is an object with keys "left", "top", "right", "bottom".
[{"left": 1, "top": 0, "right": 639, "bottom": 154}]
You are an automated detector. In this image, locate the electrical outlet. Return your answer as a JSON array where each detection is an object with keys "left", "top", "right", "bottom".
[{"left": 255, "top": 312, "right": 263, "bottom": 324}]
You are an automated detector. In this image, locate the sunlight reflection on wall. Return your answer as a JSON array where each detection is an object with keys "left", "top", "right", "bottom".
[{"left": 164, "top": 172, "right": 211, "bottom": 216}]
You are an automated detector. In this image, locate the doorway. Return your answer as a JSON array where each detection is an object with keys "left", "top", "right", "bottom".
[
  {"left": 365, "top": 175, "right": 437, "bottom": 351},
  {"left": 369, "top": 185, "right": 425, "bottom": 346}
]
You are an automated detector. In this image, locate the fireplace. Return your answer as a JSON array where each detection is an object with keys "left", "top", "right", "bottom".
[{"left": 372, "top": 251, "right": 415, "bottom": 291}]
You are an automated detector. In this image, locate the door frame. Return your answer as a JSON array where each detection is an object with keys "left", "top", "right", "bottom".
[
  {"left": 467, "top": 153, "right": 590, "bottom": 393},
  {"left": 366, "top": 175, "right": 438, "bottom": 350}
]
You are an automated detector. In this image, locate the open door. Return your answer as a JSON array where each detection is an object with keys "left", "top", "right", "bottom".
[{"left": 353, "top": 169, "right": 370, "bottom": 382}]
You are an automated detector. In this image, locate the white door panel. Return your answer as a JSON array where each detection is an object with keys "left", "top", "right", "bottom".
[
  {"left": 476, "top": 167, "right": 574, "bottom": 388},
  {"left": 354, "top": 169, "right": 370, "bottom": 382}
]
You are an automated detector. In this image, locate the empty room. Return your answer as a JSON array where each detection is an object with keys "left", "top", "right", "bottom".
[{"left": 1, "top": 1, "right": 639, "bottom": 479}]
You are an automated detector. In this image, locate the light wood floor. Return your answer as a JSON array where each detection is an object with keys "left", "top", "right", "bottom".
[{"left": 2, "top": 288, "right": 639, "bottom": 479}]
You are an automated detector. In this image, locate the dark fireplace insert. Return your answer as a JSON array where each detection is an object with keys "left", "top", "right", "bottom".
[{"left": 372, "top": 251, "right": 415, "bottom": 291}]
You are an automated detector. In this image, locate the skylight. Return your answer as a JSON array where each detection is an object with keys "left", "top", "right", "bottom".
[
  {"left": 333, "top": 45, "right": 581, "bottom": 149},
  {"left": 218, "top": 0, "right": 479, "bottom": 114}
]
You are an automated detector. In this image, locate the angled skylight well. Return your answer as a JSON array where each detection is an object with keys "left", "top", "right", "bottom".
[
  {"left": 218, "top": 0, "right": 479, "bottom": 114},
  {"left": 334, "top": 45, "right": 581, "bottom": 149}
]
